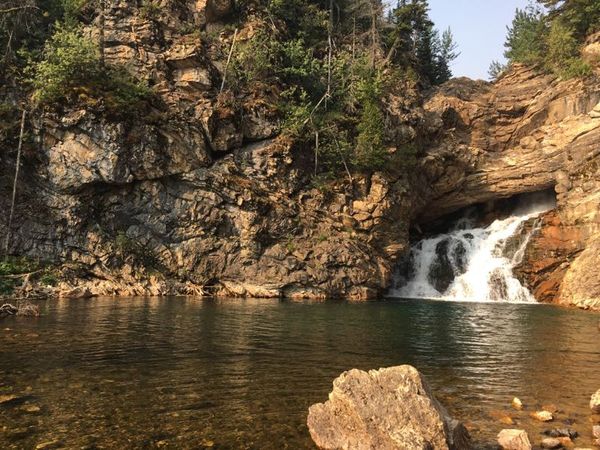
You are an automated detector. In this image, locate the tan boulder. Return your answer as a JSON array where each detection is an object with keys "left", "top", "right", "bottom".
[
  {"left": 307, "top": 365, "right": 470, "bottom": 450},
  {"left": 497, "top": 429, "right": 532, "bottom": 450},
  {"left": 531, "top": 410, "right": 554, "bottom": 422}
]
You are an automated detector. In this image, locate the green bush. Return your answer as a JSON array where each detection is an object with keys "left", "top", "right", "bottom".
[
  {"left": 544, "top": 20, "right": 592, "bottom": 78},
  {"left": 557, "top": 57, "right": 592, "bottom": 78},
  {"left": 352, "top": 70, "right": 386, "bottom": 171},
  {"left": 30, "top": 23, "right": 152, "bottom": 115},
  {"left": 61, "top": 0, "right": 88, "bottom": 23},
  {"left": 31, "top": 23, "right": 100, "bottom": 104},
  {"left": 0, "top": 257, "right": 43, "bottom": 295}
]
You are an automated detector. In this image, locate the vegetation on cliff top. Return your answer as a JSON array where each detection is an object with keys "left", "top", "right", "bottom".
[
  {"left": 0, "top": 0, "right": 152, "bottom": 115},
  {"left": 228, "top": 0, "right": 458, "bottom": 174},
  {"left": 0, "top": 0, "right": 459, "bottom": 176},
  {"left": 490, "top": 0, "right": 599, "bottom": 80},
  {"left": 1, "top": 0, "right": 596, "bottom": 178}
]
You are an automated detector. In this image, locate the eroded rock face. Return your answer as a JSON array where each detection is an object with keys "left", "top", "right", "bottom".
[
  {"left": 420, "top": 64, "right": 600, "bottom": 309},
  {"left": 0, "top": 2, "right": 418, "bottom": 300},
  {"left": 307, "top": 365, "right": 471, "bottom": 450},
  {"left": 6, "top": 135, "right": 414, "bottom": 299},
  {"left": 421, "top": 65, "right": 600, "bottom": 222},
  {"left": 0, "top": 0, "right": 599, "bottom": 306}
]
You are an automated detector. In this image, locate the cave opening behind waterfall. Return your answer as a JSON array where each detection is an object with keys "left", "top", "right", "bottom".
[{"left": 391, "top": 189, "right": 557, "bottom": 303}]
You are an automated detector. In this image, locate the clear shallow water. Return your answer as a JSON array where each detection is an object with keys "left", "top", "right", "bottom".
[{"left": 1, "top": 297, "right": 599, "bottom": 449}]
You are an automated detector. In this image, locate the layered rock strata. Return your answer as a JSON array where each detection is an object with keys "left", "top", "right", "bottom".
[{"left": 1, "top": 4, "right": 599, "bottom": 306}]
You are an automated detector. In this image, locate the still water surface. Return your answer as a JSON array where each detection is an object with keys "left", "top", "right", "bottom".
[{"left": 1, "top": 297, "right": 599, "bottom": 449}]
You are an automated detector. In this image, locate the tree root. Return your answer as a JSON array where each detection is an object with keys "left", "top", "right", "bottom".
[{"left": 0, "top": 301, "right": 40, "bottom": 318}]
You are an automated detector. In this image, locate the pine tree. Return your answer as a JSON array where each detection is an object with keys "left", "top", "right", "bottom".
[
  {"left": 537, "top": 0, "right": 600, "bottom": 39},
  {"left": 433, "top": 28, "right": 459, "bottom": 84},
  {"left": 488, "top": 60, "right": 508, "bottom": 80},
  {"left": 504, "top": 6, "right": 547, "bottom": 65}
]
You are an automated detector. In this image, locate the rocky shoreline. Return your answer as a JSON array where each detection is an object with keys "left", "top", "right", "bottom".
[{"left": 307, "top": 366, "right": 600, "bottom": 449}]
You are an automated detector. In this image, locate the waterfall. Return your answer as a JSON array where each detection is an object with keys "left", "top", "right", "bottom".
[{"left": 391, "top": 193, "right": 555, "bottom": 303}]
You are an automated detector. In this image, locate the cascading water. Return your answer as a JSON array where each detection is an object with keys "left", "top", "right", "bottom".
[{"left": 391, "top": 193, "right": 556, "bottom": 303}]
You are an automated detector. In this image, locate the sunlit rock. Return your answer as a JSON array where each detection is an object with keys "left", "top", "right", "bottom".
[
  {"left": 307, "top": 365, "right": 470, "bottom": 450},
  {"left": 512, "top": 397, "right": 524, "bottom": 411},
  {"left": 497, "top": 429, "right": 532, "bottom": 450},
  {"left": 531, "top": 410, "right": 554, "bottom": 422},
  {"left": 591, "top": 389, "right": 600, "bottom": 414}
]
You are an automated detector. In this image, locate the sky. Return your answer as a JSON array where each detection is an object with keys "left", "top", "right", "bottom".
[{"left": 427, "top": 0, "right": 532, "bottom": 80}]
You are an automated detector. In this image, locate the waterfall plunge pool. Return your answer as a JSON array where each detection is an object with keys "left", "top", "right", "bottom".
[{"left": 1, "top": 297, "right": 599, "bottom": 449}]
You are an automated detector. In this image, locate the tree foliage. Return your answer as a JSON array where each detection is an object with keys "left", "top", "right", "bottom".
[
  {"left": 31, "top": 23, "right": 99, "bottom": 103},
  {"left": 499, "top": 0, "right": 597, "bottom": 79},
  {"left": 538, "top": 0, "right": 600, "bottom": 39},
  {"left": 504, "top": 6, "right": 547, "bottom": 65},
  {"left": 386, "top": 0, "right": 458, "bottom": 85}
]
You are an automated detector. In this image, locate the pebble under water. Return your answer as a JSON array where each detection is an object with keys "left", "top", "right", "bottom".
[{"left": 1, "top": 297, "right": 599, "bottom": 449}]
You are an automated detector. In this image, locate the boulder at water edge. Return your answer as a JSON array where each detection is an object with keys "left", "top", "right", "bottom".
[
  {"left": 497, "top": 429, "right": 532, "bottom": 450},
  {"left": 306, "top": 365, "right": 471, "bottom": 450}
]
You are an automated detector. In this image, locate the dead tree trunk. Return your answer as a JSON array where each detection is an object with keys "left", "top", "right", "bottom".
[
  {"left": 220, "top": 28, "right": 239, "bottom": 93},
  {"left": 3, "top": 109, "right": 26, "bottom": 257}
]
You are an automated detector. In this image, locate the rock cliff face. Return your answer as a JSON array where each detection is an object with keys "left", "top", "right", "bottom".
[
  {"left": 419, "top": 61, "right": 600, "bottom": 310},
  {"left": 1, "top": 3, "right": 599, "bottom": 307},
  {"left": 1, "top": 1, "right": 419, "bottom": 300}
]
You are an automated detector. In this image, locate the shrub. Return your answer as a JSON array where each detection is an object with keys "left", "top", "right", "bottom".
[
  {"left": 0, "top": 257, "right": 43, "bottom": 295},
  {"left": 545, "top": 20, "right": 592, "bottom": 78},
  {"left": 31, "top": 23, "right": 100, "bottom": 104},
  {"left": 352, "top": 71, "right": 386, "bottom": 171},
  {"left": 488, "top": 60, "right": 509, "bottom": 81},
  {"left": 30, "top": 23, "right": 152, "bottom": 115}
]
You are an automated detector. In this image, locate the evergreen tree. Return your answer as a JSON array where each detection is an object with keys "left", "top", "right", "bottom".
[
  {"left": 537, "top": 0, "right": 600, "bottom": 39},
  {"left": 504, "top": 6, "right": 547, "bottom": 65},
  {"left": 488, "top": 60, "right": 508, "bottom": 80},
  {"left": 433, "top": 28, "right": 459, "bottom": 84}
]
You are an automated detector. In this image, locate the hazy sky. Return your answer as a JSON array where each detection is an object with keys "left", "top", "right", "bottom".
[{"left": 428, "top": 0, "right": 532, "bottom": 80}]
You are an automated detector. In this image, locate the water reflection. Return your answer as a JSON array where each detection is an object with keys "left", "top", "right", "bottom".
[{"left": 0, "top": 298, "right": 599, "bottom": 449}]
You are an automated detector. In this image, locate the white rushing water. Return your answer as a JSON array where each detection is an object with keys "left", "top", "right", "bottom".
[{"left": 392, "top": 194, "right": 555, "bottom": 303}]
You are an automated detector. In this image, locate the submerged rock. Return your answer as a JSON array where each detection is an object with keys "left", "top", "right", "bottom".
[
  {"left": 512, "top": 397, "right": 524, "bottom": 411},
  {"left": 35, "top": 441, "right": 63, "bottom": 450},
  {"left": 307, "top": 365, "right": 470, "bottom": 450},
  {"left": 540, "top": 437, "right": 562, "bottom": 449},
  {"left": 497, "top": 429, "right": 532, "bottom": 450},
  {"left": 531, "top": 410, "right": 554, "bottom": 422},
  {"left": 543, "top": 428, "right": 578, "bottom": 439}
]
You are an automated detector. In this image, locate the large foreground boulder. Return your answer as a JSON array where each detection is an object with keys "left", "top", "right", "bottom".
[
  {"left": 307, "top": 365, "right": 471, "bottom": 450},
  {"left": 497, "top": 429, "right": 532, "bottom": 450}
]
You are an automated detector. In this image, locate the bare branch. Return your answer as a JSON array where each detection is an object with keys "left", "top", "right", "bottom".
[{"left": 0, "top": 5, "right": 39, "bottom": 15}]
